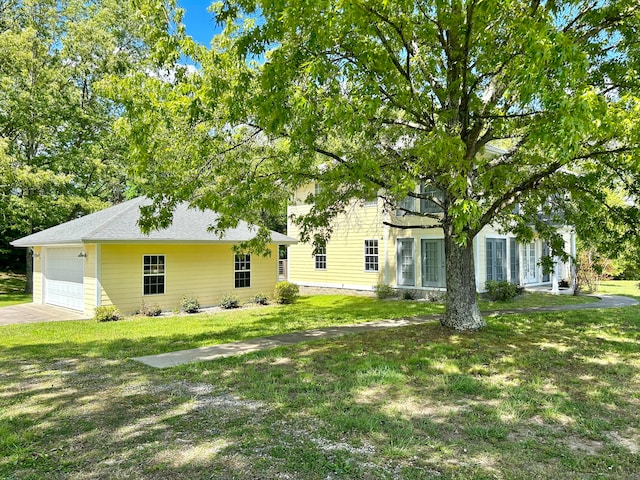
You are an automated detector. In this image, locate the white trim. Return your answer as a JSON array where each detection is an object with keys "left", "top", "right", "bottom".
[
  {"left": 95, "top": 245, "right": 102, "bottom": 307},
  {"left": 41, "top": 247, "right": 47, "bottom": 305}
]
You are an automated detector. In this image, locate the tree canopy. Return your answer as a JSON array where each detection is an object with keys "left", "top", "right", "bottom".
[
  {"left": 0, "top": 0, "right": 153, "bottom": 280},
  {"left": 107, "top": 0, "right": 640, "bottom": 329}
]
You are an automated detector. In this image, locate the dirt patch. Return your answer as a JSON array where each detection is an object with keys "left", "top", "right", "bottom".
[
  {"left": 607, "top": 428, "right": 640, "bottom": 454},
  {"left": 565, "top": 436, "right": 604, "bottom": 454}
]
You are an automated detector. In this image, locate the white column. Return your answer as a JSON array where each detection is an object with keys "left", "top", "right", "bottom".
[{"left": 551, "top": 257, "right": 560, "bottom": 294}]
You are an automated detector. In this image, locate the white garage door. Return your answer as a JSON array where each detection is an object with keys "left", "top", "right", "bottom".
[{"left": 45, "top": 247, "right": 84, "bottom": 311}]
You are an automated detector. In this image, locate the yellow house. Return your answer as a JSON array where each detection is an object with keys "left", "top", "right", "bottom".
[
  {"left": 287, "top": 183, "right": 576, "bottom": 295},
  {"left": 11, "top": 197, "right": 296, "bottom": 316}
]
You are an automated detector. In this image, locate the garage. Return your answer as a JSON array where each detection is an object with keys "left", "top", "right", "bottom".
[{"left": 44, "top": 247, "right": 84, "bottom": 311}]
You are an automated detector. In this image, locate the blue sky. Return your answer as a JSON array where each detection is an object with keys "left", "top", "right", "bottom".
[{"left": 177, "top": 0, "right": 223, "bottom": 46}]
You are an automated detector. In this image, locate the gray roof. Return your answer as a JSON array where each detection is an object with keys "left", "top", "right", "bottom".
[{"left": 11, "top": 197, "right": 297, "bottom": 247}]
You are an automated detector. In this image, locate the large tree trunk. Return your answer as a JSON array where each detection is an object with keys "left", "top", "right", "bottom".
[
  {"left": 442, "top": 234, "right": 486, "bottom": 330},
  {"left": 25, "top": 247, "right": 33, "bottom": 294}
]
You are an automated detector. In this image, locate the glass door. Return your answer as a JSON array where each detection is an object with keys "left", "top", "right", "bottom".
[{"left": 421, "top": 239, "right": 446, "bottom": 288}]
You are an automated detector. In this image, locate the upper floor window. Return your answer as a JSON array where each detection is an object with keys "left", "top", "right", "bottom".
[
  {"left": 235, "top": 254, "right": 251, "bottom": 288},
  {"left": 420, "top": 184, "right": 444, "bottom": 214},
  {"left": 396, "top": 196, "right": 415, "bottom": 216},
  {"left": 143, "top": 255, "right": 165, "bottom": 295}
]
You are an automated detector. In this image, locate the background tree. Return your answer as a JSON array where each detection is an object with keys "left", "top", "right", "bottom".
[
  {"left": 119, "top": 0, "right": 640, "bottom": 330},
  {"left": 0, "top": 0, "right": 150, "bottom": 290}
]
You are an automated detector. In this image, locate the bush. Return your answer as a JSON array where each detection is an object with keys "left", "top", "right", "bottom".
[
  {"left": 139, "top": 301, "right": 162, "bottom": 317},
  {"left": 251, "top": 293, "right": 269, "bottom": 305},
  {"left": 274, "top": 281, "right": 299, "bottom": 304},
  {"left": 180, "top": 295, "right": 200, "bottom": 313},
  {"left": 374, "top": 283, "right": 397, "bottom": 299},
  {"left": 402, "top": 289, "right": 417, "bottom": 300},
  {"left": 220, "top": 293, "right": 240, "bottom": 309},
  {"left": 485, "top": 280, "right": 519, "bottom": 301},
  {"left": 94, "top": 305, "right": 121, "bottom": 322},
  {"left": 424, "top": 291, "right": 446, "bottom": 303}
]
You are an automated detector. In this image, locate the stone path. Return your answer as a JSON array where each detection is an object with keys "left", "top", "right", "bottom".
[{"left": 133, "top": 294, "right": 637, "bottom": 369}]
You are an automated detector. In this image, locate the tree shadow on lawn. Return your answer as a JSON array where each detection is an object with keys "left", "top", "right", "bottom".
[
  {"left": 0, "top": 307, "right": 638, "bottom": 479},
  {"left": 0, "top": 272, "right": 26, "bottom": 294}
]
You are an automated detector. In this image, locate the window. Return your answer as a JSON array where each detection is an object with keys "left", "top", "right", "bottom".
[
  {"left": 314, "top": 183, "right": 322, "bottom": 196},
  {"left": 396, "top": 238, "right": 415, "bottom": 286},
  {"left": 364, "top": 240, "right": 379, "bottom": 272},
  {"left": 422, "top": 238, "right": 446, "bottom": 288},
  {"left": 143, "top": 255, "right": 165, "bottom": 295},
  {"left": 486, "top": 238, "right": 507, "bottom": 282},
  {"left": 396, "top": 196, "right": 415, "bottom": 216},
  {"left": 420, "top": 183, "right": 444, "bottom": 213},
  {"left": 234, "top": 254, "right": 251, "bottom": 288},
  {"left": 523, "top": 242, "right": 537, "bottom": 283},
  {"left": 509, "top": 238, "right": 520, "bottom": 284},
  {"left": 314, "top": 246, "right": 327, "bottom": 270}
]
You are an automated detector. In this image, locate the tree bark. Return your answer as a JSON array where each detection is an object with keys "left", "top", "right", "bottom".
[
  {"left": 442, "top": 234, "right": 486, "bottom": 330},
  {"left": 25, "top": 247, "right": 33, "bottom": 294}
]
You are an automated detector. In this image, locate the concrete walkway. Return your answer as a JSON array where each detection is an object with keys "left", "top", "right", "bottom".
[
  {"left": 0, "top": 303, "right": 88, "bottom": 326},
  {"left": 134, "top": 294, "right": 637, "bottom": 369}
]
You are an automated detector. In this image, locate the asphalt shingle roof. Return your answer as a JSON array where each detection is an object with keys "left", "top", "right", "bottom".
[{"left": 11, "top": 197, "right": 297, "bottom": 247}]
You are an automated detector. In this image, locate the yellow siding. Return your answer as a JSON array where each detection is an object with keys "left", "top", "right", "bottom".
[
  {"left": 288, "top": 202, "right": 384, "bottom": 289},
  {"left": 287, "top": 185, "right": 574, "bottom": 293},
  {"left": 33, "top": 247, "right": 43, "bottom": 304},
  {"left": 99, "top": 244, "right": 279, "bottom": 314},
  {"left": 83, "top": 244, "right": 97, "bottom": 316}
]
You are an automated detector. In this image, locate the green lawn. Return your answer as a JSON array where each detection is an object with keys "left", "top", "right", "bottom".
[
  {"left": 0, "top": 271, "right": 30, "bottom": 307},
  {"left": 0, "top": 283, "right": 638, "bottom": 479}
]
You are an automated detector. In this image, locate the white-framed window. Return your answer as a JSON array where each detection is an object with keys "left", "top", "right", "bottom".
[
  {"left": 234, "top": 254, "right": 251, "bottom": 288},
  {"left": 364, "top": 239, "right": 379, "bottom": 272},
  {"left": 143, "top": 255, "right": 165, "bottom": 295},
  {"left": 396, "top": 196, "right": 415, "bottom": 216},
  {"left": 420, "top": 183, "right": 444, "bottom": 213},
  {"left": 486, "top": 238, "right": 507, "bottom": 282},
  {"left": 396, "top": 238, "right": 415, "bottom": 286},
  {"left": 315, "top": 246, "right": 327, "bottom": 270}
]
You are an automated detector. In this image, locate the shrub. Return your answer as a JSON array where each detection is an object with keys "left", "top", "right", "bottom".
[
  {"left": 424, "top": 291, "right": 446, "bottom": 303},
  {"left": 251, "top": 293, "right": 269, "bottom": 305},
  {"left": 374, "top": 283, "right": 397, "bottom": 300},
  {"left": 220, "top": 293, "right": 240, "bottom": 309},
  {"left": 180, "top": 295, "right": 200, "bottom": 313},
  {"left": 94, "top": 305, "right": 121, "bottom": 322},
  {"left": 402, "top": 289, "right": 417, "bottom": 300},
  {"left": 274, "top": 281, "right": 299, "bottom": 304},
  {"left": 485, "top": 280, "right": 519, "bottom": 301},
  {"left": 139, "top": 301, "right": 162, "bottom": 317}
]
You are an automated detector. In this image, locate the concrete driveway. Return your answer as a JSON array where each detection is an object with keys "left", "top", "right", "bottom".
[{"left": 0, "top": 303, "right": 88, "bottom": 326}]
